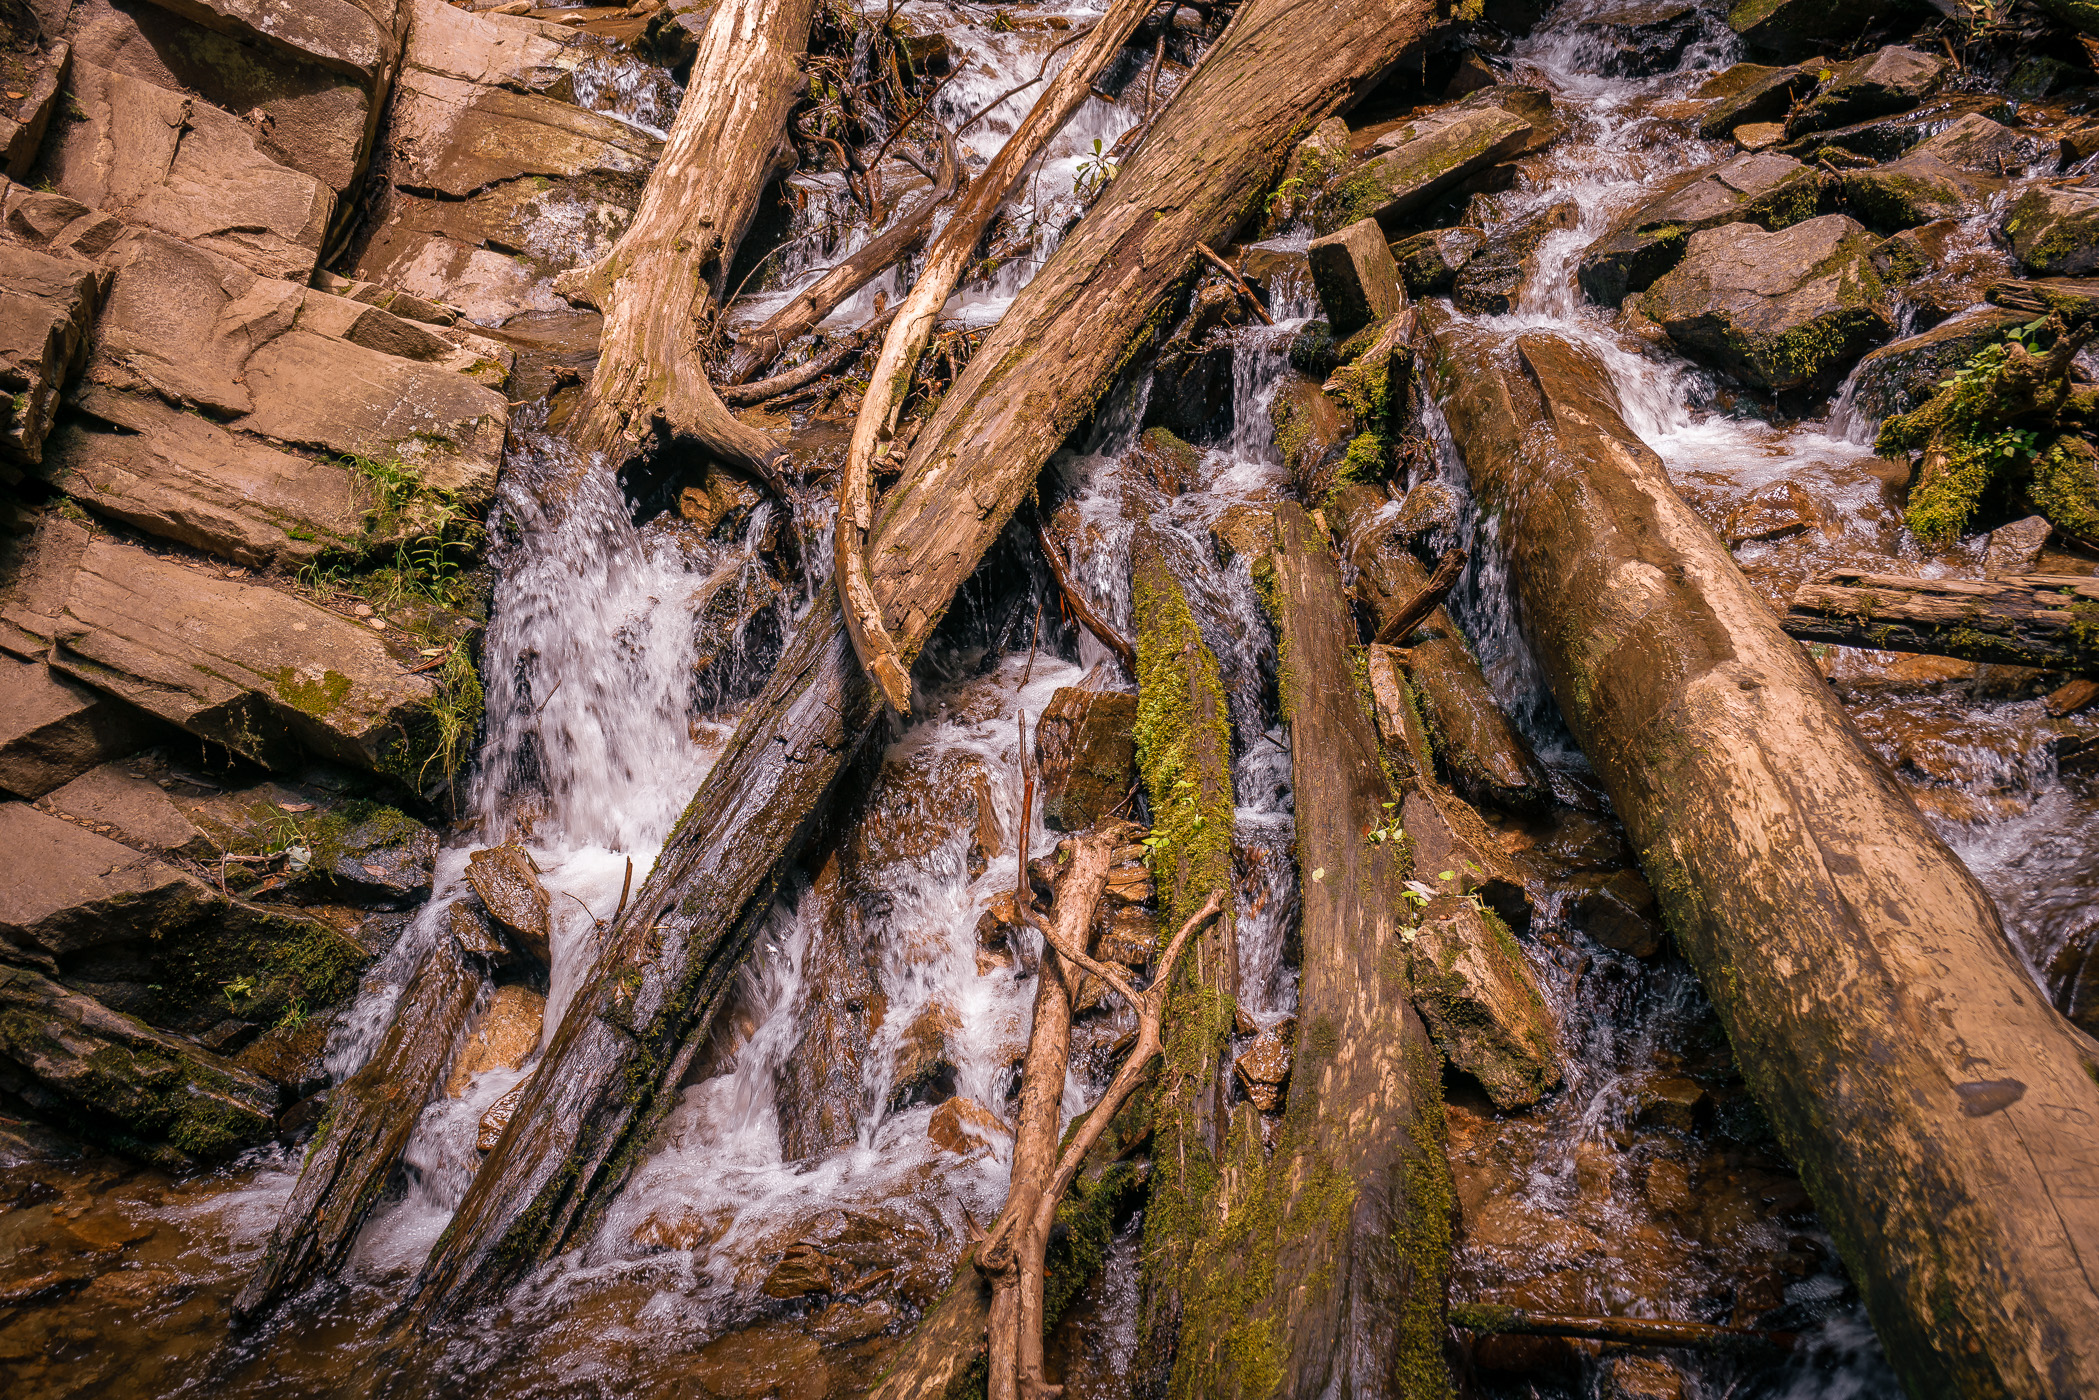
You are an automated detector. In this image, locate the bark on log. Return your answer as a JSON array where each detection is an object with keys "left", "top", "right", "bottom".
[
  {"left": 1447, "top": 1303, "right": 1799, "bottom": 1356},
  {"left": 1161, "top": 501, "right": 1453, "bottom": 1398},
  {"left": 719, "top": 310, "right": 896, "bottom": 408},
  {"left": 234, "top": 937, "right": 485, "bottom": 1320},
  {"left": 1420, "top": 305, "right": 2099, "bottom": 1400},
  {"left": 1781, "top": 570, "right": 2099, "bottom": 676},
  {"left": 562, "top": 0, "right": 816, "bottom": 485},
  {"left": 407, "top": 0, "right": 1438, "bottom": 1320}
]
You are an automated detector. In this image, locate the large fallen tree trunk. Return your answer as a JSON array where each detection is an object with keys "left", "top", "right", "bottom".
[
  {"left": 234, "top": 935, "right": 485, "bottom": 1320},
  {"left": 560, "top": 0, "right": 817, "bottom": 485},
  {"left": 406, "top": 0, "right": 1436, "bottom": 1321},
  {"left": 1421, "top": 306, "right": 2099, "bottom": 1400},
  {"left": 1781, "top": 570, "right": 2099, "bottom": 675},
  {"left": 1161, "top": 501, "right": 1453, "bottom": 1398}
]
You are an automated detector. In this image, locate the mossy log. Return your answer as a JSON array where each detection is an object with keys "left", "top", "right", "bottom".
[
  {"left": 1781, "top": 571, "right": 2099, "bottom": 676},
  {"left": 1422, "top": 304, "right": 2099, "bottom": 1400},
  {"left": 234, "top": 935, "right": 485, "bottom": 1321},
  {"left": 562, "top": 0, "right": 816, "bottom": 485},
  {"left": 405, "top": 0, "right": 1439, "bottom": 1324},
  {"left": 1160, "top": 501, "right": 1453, "bottom": 1399}
]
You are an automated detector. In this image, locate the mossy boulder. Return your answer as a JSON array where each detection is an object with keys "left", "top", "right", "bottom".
[
  {"left": 1407, "top": 898, "right": 1562, "bottom": 1109},
  {"left": 1389, "top": 226, "right": 1485, "bottom": 296},
  {"left": 1787, "top": 46, "right": 1946, "bottom": 136},
  {"left": 1726, "top": 0, "right": 1917, "bottom": 61},
  {"left": 1637, "top": 214, "right": 1893, "bottom": 392},
  {"left": 1844, "top": 308, "right": 2030, "bottom": 422},
  {"left": 1321, "top": 105, "right": 1534, "bottom": 236},
  {"left": 1840, "top": 154, "right": 2003, "bottom": 233},
  {"left": 2003, "top": 185, "right": 2099, "bottom": 278},
  {"left": 1576, "top": 152, "right": 1822, "bottom": 306}
]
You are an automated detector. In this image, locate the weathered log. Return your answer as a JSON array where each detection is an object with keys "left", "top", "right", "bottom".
[
  {"left": 1374, "top": 545, "right": 1465, "bottom": 646},
  {"left": 1781, "top": 570, "right": 2099, "bottom": 676},
  {"left": 1448, "top": 1303, "right": 1799, "bottom": 1356},
  {"left": 1163, "top": 501, "right": 1453, "bottom": 1398},
  {"left": 560, "top": 0, "right": 816, "bottom": 487},
  {"left": 1421, "top": 306, "right": 2099, "bottom": 1400},
  {"left": 726, "top": 138, "right": 963, "bottom": 384},
  {"left": 836, "top": 0, "right": 1158, "bottom": 713},
  {"left": 1037, "top": 518, "right": 1136, "bottom": 670},
  {"left": 408, "top": 0, "right": 1439, "bottom": 1319},
  {"left": 234, "top": 935, "right": 485, "bottom": 1320}
]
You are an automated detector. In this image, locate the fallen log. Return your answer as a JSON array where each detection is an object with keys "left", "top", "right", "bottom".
[
  {"left": 1374, "top": 545, "right": 1465, "bottom": 646},
  {"left": 836, "top": 0, "right": 1158, "bottom": 713},
  {"left": 1163, "top": 501, "right": 1453, "bottom": 1397},
  {"left": 1421, "top": 306, "right": 2099, "bottom": 1400},
  {"left": 407, "top": 0, "right": 1440, "bottom": 1320},
  {"left": 1448, "top": 1304, "right": 1799, "bottom": 1356},
  {"left": 234, "top": 935, "right": 485, "bottom": 1321},
  {"left": 559, "top": 0, "right": 817, "bottom": 489},
  {"left": 1037, "top": 517, "right": 1136, "bottom": 669},
  {"left": 1781, "top": 570, "right": 2099, "bottom": 676},
  {"left": 718, "top": 310, "right": 896, "bottom": 408}
]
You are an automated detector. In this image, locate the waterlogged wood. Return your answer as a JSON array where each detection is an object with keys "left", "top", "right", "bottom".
[
  {"left": 838, "top": 0, "right": 1157, "bottom": 714},
  {"left": 1422, "top": 306, "right": 2099, "bottom": 1400},
  {"left": 1781, "top": 570, "right": 2099, "bottom": 675},
  {"left": 719, "top": 310, "right": 894, "bottom": 407},
  {"left": 1165, "top": 502, "right": 1453, "bottom": 1399},
  {"left": 409, "top": 0, "right": 1438, "bottom": 1319},
  {"left": 563, "top": 0, "right": 816, "bottom": 483},
  {"left": 234, "top": 937, "right": 484, "bottom": 1320},
  {"left": 1448, "top": 1304, "right": 1799, "bottom": 1355}
]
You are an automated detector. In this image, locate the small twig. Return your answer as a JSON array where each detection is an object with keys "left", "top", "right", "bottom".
[
  {"left": 1035, "top": 518, "right": 1136, "bottom": 668},
  {"left": 1374, "top": 547, "right": 1465, "bottom": 646},
  {"left": 720, "top": 310, "right": 897, "bottom": 406},
  {"left": 1195, "top": 241, "right": 1273, "bottom": 326},
  {"left": 1021, "top": 600, "right": 1043, "bottom": 689},
  {"left": 613, "top": 857, "right": 634, "bottom": 923}
]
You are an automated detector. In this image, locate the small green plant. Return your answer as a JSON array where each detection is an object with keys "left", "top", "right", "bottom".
[
  {"left": 1367, "top": 801, "right": 1405, "bottom": 847},
  {"left": 1074, "top": 138, "right": 1118, "bottom": 200},
  {"left": 988, "top": 7, "right": 1014, "bottom": 32},
  {"left": 276, "top": 999, "right": 308, "bottom": 1032},
  {"left": 222, "top": 974, "right": 258, "bottom": 1009},
  {"left": 420, "top": 639, "right": 485, "bottom": 791}
]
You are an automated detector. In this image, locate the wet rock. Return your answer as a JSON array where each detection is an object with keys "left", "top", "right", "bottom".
[
  {"left": 675, "top": 461, "right": 764, "bottom": 538},
  {"left": 855, "top": 748, "right": 1004, "bottom": 875},
  {"left": 925, "top": 1094, "right": 1004, "bottom": 1157},
  {"left": 1455, "top": 199, "right": 1577, "bottom": 314},
  {"left": 444, "top": 899, "right": 513, "bottom": 963},
  {"left": 1980, "top": 515, "right": 2051, "bottom": 579},
  {"left": 1726, "top": 0, "right": 1907, "bottom": 60},
  {"left": 1125, "top": 423, "right": 1202, "bottom": 497},
  {"left": 1632, "top": 1073, "right": 1708, "bottom": 1132},
  {"left": 1036, "top": 687, "right": 1138, "bottom": 832},
  {"left": 1395, "top": 480, "right": 1459, "bottom": 539},
  {"left": 1399, "top": 635, "right": 1554, "bottom": 816},
  {"left": 1732, "top": 121, "right": 1785, "bottom": 150},
  {"left": 2045, "top": 677, "right": 2098, "bottom": 717},
  {"left": 1637, "top": 214, "right": 1891, "bottom": 392},
  {"left": 1909, "top": 112, "right": 2055, "bottom": 174},
  {"left": 1722, "top": 478, "right": 1835, "bottom": 544},
  {"left": 1388, "top": 226, "right": 1484, "bottom": 296},
  {"left": 1268, "top": 370, "right": 1350, "bottom": 493},
  {"left": 762, "top": 1240, "right": 856, "bottom": 1298},
  {"left": 774, "top": 860, "right": 877, "bottom": 1163},
  {"left": 0, "top": 239, "right": 104, "bottom": 467},
  {"left": 1847, "top": 308, "right": 2029, "bottom": 428},
  {"left": 2002, "top": 184, "right": 2099, "bottom": 278},
  {"left": 309, "top": 809, "right": 436, "bottom": 906},
  {"left": 1570, "top": 0, "right": 1702, "bottom": 76},
  {"left": 640, "top": 0, "right": 714, "bottom": 67},
  {"left": 1209, "top": 501, "right": 1279, "bottom": 562},
  {"left": 0, "top": 653, "right": 154, "bottom": 799},
  {"left": 464, "top": 844, "right": 550, "bottom": 965},
  {"left": 1577, "top": 152, "right": 1821, "bottom": 306},
  {"left": 1568, "top": 868, "right": 1663, "bottom": 957},
  {"left": 1095, "top": 900, "right": 1159, "bottom": 966},
  {"left": 0, "top": 801, "right": 202, "bottom": 972},
  {"left": 1606, "top": 1355, "right": 1687, "bottom": 1400},
  {"left": 689, "top": 556, "right": 786, "bottom": 715},
  {"left": 1307, "top": 216, "right": 1404, "bottom": 339},
  {"left": 1871, "top": 219, "right": 2017, "bottom": 329},
  {"left": 1143, "top": 330, "right": 1235, "bottom": 442},
  {"left": 1776, "top": 92, "right": 2011, "bottom": 164},
  {"left": 234, "top": 1007, "right": 336, "bottom": 1100},
  {"left": 887, "top": 1000, "right": 959, "bottom": 1110},
  {"left": 0, "top": 964, "right": 277, "bottom": 1165},
  {"left": 477, "top": 1075, "right": 526, "bottom": 1151},
  {"left": 445, "top": 984, "right": 544, "bottom": 1095},
  {"left": 1788, "top": 47, "right": 1946, "bottom": 137},
  {"left": 1694, "top": 62, "right": 1822, "bottom": 141},
  {"left": 1840, "top": 152, "right": 2003, "bottom": 232},
  {"left": 1408, "top": 897, "right": 1562, "bottom": 1109},
  {"left": 38, "top": 763, "right": 210, "bottom": 857},
  {"left": 1330, "top": 105, "right": 1534, "bottom": 235},
  {"left": 47, "top": 539, "right": 447, "bottom": 780},
  {"left": 1233, "top": 1016, "right": 1294, "bottom": 1111},
  {"left": 46, "top": 61, "right": 334, "bottom": 281}
]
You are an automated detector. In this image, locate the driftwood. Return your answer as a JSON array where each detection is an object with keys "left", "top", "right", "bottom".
[
  {"left": 1165, "top": 501, "right": 1454, "bottom": 1396},
  {"left": 1423, "top": 307, "right": 2099, "bottom": 1400},
  {"left": 836, "top": 0, "right": 1159, "bottom": 714},
  {"left": 234, "top": 937, "right": 485, "bottom": 1321},
  {"left": 719, "top": 310, "right": 895, "bottom": 408},
  {"left": 1448, "top": 1304, "right": 1800, "bottom": 1356},
  {"left": 1195, "top": 241, "right": 1274, "bottom": 326},
  {"left": 406, "top": 0, "right": 1440, "bottom": 1322},
  {"left": 1781, "top": 570, "right": 2099, "bottom": 675},
  {"left": 1374, "top": 545, "right": 1465, "bottom": 645},
  {"left": 560, "top": 0, "right": 817, "bottom": 489},
  {"left": 725, "top": 135, "right": 962, "bottom": 384},
  {"left": 1036, "top": 518, "right": 1136, "bottom": 669}
]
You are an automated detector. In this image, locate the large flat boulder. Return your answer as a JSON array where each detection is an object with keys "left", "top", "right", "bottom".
[
  {"left": 1637, "top": 213, "right": 1893, "bottom": 392},
  {"left": 49, "top": 537, "right": 442, "bottom": 777},
  {"left": 1323, "top": 105, "right": 1534, "bottom": 235},
  {"left": 130, "top": 0, "right": 407, "bottom": 86},
  {"left": 1577, "top": 151, "right": 1821, "bottom": 305},
  {"left": 0, "top": 238, "right": 105, "bottom": 466},
  {"left": 0, "top": 652, "right": 154, "bottom": 797},
  {"left": 0, "top": 963, "right": 278, "bottom": 1165},
  {"left": 1840, "top": 153, "right": 2004, "bottom": 232},
  {"left": 1788, "top": 46, "right": 1946, "bottom": 136},
  {"left": 2003, "top": 185, "right": 2099, "bottom": 278},
  {"left": 37, "top": 761, "right": 213, "bottom": 856},
  {"left": 42, "top": 60, "right": 334, "bottom": 280},
  {"left": 0, "top": 800, "right": 204, "bottom": 970}
]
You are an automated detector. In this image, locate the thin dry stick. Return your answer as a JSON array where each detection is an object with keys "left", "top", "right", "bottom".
[
  {"left": 836, "top": 0, "right": 1161, "bottom": 716},
  {"left": 720, "top": 309, "right": 897, "bottom": 406},
  {"left": 1374, "top": 545, "right": 1465, "bottom": 645},
  {"left": 1142, "top": 34, "right": 1165, "bottom": 119},
  {"left": 1196, "top": 240, "right": 1274, "bottom": 327},
  {"left": 1036, "top": 518, "right": 1136, "bottom": 669}
]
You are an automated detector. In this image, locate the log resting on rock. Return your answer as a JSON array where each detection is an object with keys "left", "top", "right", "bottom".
[
  {"left": 1420, "top": 303, "right": 2099, "bottom": 1400},
  {"left": 1781, "top": 570, "right": 2099, "bottom": 676},
  {"left": 406, "top": 0, "right": 1441, "bottom": 1322},
  {"left": 559, "top": 0, "right": 816, "bottom": 487}
]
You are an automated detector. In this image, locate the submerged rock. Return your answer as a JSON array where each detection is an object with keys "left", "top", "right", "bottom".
[
  {"left": 464, "top": 844, "right": 551, "bottom": 965},
  {"left": 1567, "top": 868, "right": 1664, "bottom": 957},
  {"left": 1035, "top": 686, "right": 1138, "bottom": 832},
  {"left": 774, "top": 857, "right": 878, "bottom": 1163},
  {"left": 445, "top": 984, "right": 545, "bottom": 1096},
  {"left": 925, "top": 1094, "right": 1005, "bottom": 1158},
  {"left": 1636, "top": 213, "right": 1891, "bottom": 392},
  {"left": 1408, "top": 896, "right": 1562, "bottom": 1109}
]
